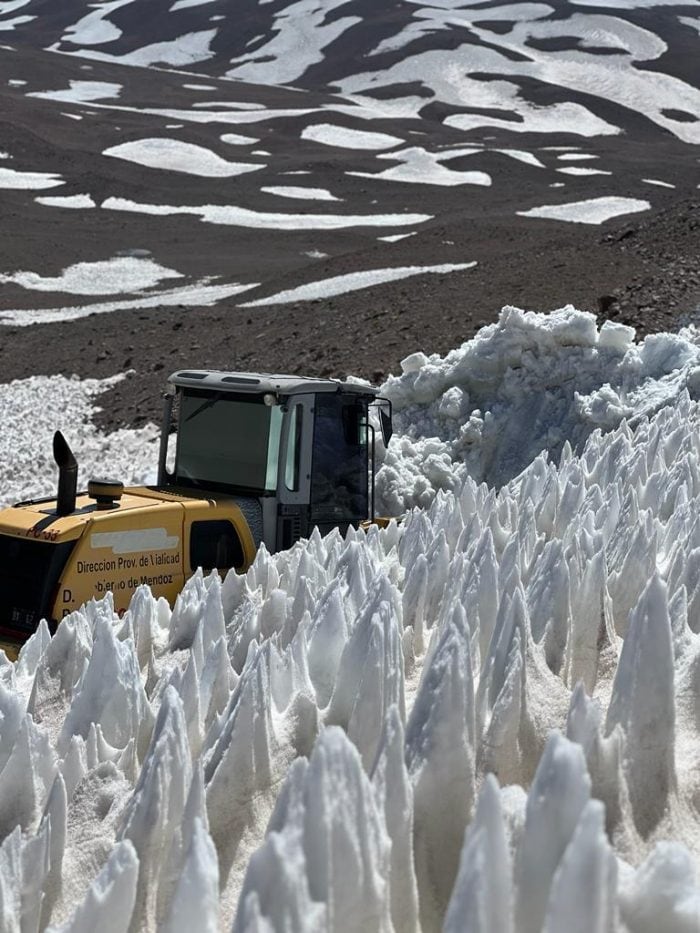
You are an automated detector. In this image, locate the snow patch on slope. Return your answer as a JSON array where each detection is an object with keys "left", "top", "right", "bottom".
[
  {"left": 0, "top": 281, "right": 257, "bottom": 326},
  {"left": 517, "top": 196, "right": 650, "bottom": 224},
  {"left": 260, "top": 185, "right": 341, "bottom": 201},
  {"left": 35, "top": 194, "right": 97, "bottom": 209},
  {"left": 301, "top": 123, "right": 404, "bottom": 150},
  {"left": 0, "top": 256, "right": 183, "bottom": 296},
  {"left": 349, "top": 146, "right": 492, "bottom": 187},
  {"left": 56, "top": 29, "right": 218, "bottom": 68},
  {"left": 101, "top": 196, "right": 432, "bottom": 230},
  {"left": 61, "top": 0, "right": 131, "bottom": 46},
  {"left": 29, "top": 80, "right": 122, "bottom": 103},
  {"left": 0, "top": 167, "right": 63, "bottom": 189},
  {"left": 226, "top": 0, "right": 361, "bottom": 85},
  {"left": 239, "top": 262, "right": 477, "bottom": 307},
  {"left": 103, "top": 138, "right": 263, "bottom": 178}
]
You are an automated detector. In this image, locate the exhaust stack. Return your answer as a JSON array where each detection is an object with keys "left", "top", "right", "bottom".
[{"left": 53, "top": 431, "right": 78, "bottom": 517}]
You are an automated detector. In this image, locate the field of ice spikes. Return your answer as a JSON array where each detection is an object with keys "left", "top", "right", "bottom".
[{"left": 4, "top": 308, "right": 700, "bottom": 931}]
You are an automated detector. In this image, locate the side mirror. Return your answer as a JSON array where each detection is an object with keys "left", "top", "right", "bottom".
[
  {"left": 158, "top": 387, "right": 176, "bottom": 484},
  {"left": 379, "top": 400, "right": 393, "bottom": 446}
]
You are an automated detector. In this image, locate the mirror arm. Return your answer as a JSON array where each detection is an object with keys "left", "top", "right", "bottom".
[{"left": 367, "top": 421, "right": 376, "bottom": 523}]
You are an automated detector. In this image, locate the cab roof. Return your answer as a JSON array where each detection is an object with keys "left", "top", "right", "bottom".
[{"left": 168, "top": 370, "right": 379, "bottom": 397}]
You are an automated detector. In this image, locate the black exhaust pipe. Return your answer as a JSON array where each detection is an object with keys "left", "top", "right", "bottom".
[{"left": 53, "top": 431, "right": 78, "bottom": 517}]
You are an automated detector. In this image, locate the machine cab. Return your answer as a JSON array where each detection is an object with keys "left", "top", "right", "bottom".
[{"left": 158, "top": 371, "right": 392, "bottom": 554}]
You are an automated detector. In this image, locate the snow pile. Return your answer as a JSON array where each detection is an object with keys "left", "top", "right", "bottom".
[
  {"left": 377, "top": 306, "right": 700, "bottom": 513},
  {"left": 3, "top": 377, "right": 700, "bottom": 927}
]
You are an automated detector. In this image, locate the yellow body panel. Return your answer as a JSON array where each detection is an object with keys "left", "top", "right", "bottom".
[
  {"left": 55, "top": 496, "right": 187, "bottom": 617},
  {"left": 0, "top": 487, "right": 257, "bottom": 643}
]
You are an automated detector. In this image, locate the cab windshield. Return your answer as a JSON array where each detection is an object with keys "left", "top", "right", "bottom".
[{"left": 170, "top": 389, "right": 283, "bottom": 495}]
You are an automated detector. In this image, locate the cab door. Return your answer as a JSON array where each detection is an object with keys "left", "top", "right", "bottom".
[{"left": 308, "top": 393, "right": 370, "bottom": 537}]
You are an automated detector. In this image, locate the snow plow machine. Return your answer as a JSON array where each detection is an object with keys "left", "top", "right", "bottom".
[{"left": 0, "top": 370, "right": 393, "bottom": 657}]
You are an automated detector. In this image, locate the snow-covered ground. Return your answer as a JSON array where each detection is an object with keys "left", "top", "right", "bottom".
[
  {"left": 3, "top": 309, "right": 700, "bottom": 929},
  {"left": 0, "top": 373, "right": 160, "bottom": 506}
]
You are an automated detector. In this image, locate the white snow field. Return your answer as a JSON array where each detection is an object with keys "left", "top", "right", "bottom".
[{"left": 5, "top": 309, "right": 700, "bottom": 929}]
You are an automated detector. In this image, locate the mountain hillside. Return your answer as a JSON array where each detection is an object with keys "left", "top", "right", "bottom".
[{"left": 0, "top": 0, "right": 697, "bottom": 424}]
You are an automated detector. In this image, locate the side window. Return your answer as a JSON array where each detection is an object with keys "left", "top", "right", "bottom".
[
  {"left": 190, "top": 520, "right": 244, "bottom": 572},
  {"left": 285, "top": 405, "right": 303, "bottom": 492}
]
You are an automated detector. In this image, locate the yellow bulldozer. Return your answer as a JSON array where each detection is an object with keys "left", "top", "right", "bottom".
[{"left": 0, "top": 370, "right": 393, "bottom": 653}]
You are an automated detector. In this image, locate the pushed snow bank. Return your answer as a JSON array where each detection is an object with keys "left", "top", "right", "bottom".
[
  {"left": 5, "top": 378, "right": 700, "bottom": 928},
  {"left": 0, "top": 374, "right": 160, "bottom": 507},
  {"left": 377, "top": 305, "right": 700, "bottom": 513}
]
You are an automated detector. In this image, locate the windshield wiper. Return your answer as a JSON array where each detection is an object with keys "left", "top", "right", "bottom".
[{"left": 184, "top": 392, "right": 224, "bottom": 423}]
